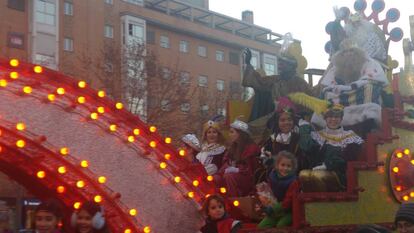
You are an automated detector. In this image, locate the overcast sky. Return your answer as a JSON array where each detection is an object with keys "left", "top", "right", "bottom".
[{"left": 209, "top": 0, "right": 413, "bottom": 70}]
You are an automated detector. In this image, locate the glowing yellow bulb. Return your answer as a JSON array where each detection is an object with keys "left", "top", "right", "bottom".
[
  {"left": 133, "top": 129, "right": 140, "bottom": 135},
  {"left": 73, "top": 202, "right": 81, "bottom": 209},
  {"left": 233, "top": 200, "right": 240, "bottom": 207},
  {"left": 160, "top": 162, "right": 167, "bottom": 169},
  {"left": 23, "top": 86, "right": 32, "bottom": 94},
  {"left": 16, "top": 123, "right": 25, "bottom": 131},
  {"left": 124, "top": 229, "right": 131, "bottom": 233},
  {"left": 403, "top": 195, "right": 409, "bottom": 201},
  {"left": 94, "top": 195, "right": 102, "bottom": 203},
  {"left": 179, "top": 149, "right": 186, "bottom": 156},
  {"left": 10, "top": 59, "right": 19, "bottom": 67},
  {"left": 90, "top": 112, "right": 98, "bottom": 120},
  {"left": 34, "top": 65, "right": 43, "bottom": 73},
  {"left": 165, "top": 137, "right": 172, "bottom": 144},
  {"left": 397, "top": 152, "right": 403, "bottom": 158},
  {"left": 37, "top": 171, "right": 46, "bottom": 179},
  {"left": 10, "top": 71, "right": 19, "bottom": 79},
  {"left": 16, "top": 140, "right": 25, "bottom": 148},
  {"left": 0, "top": 79, "right": 7, "bottom": 87},
  {"left": 220, "top": 187, "right": 227, "bottom": 194},
  {"left": 78, "top": 81, "right": 87, "bottom": 88},
  {"left": 393, "top": 167, "right": 399, "bottom": 173},
  {"left": 109, "top": 124, "right": 117, "bottom": 132},
  {"left": 395, "top": 185, "right": 402, "bottom": 191},
  {"left": 207, "top": 175, "right": 214, "bottom": 182},
  {"left": 128, "top": 136, "right": 135, "bottom": 142},
  {"left": 174, "top": 176, "right": 181, "bottom": 183},
  {"left": 80, "top": 160, "right": 89, "bottom": 168},
  {"left": 97, "top": 107, "right": 105, "bottom": 114},
  {"left": 77, "top": 96, "right": 86, "bottom": 104},
  {"left": 98, "top": 176, "right": 106, "bottom": 184},
  {"left": 98, "top": 90, "right": 105, "bottom": 98},
  {"left": 129, "top": 209, "right": 137, "bottom": 216},
  {"left": 56, "top": 87, "right": 65, "bottom": 95},
  {"left": 115, "top": 102, "right": 123, "bottom": 109},
  {"left": 76, "top": 180, "right": 85, "bottom": 188},
  {"left": 60, "top": 147, "right": 69, "bottom": 155},
  {"left": 48, "top": 94, "right": 56, "bottom": 102},
  {"left": 58, "top": 166, "right": 66, "bottom": 174},
  {"left": 404, "top": 149, "right": 411, "bottom": 155},
  {"left": 149, "top": 141, "right": 157, "bottom": 148},
  {"left": 57, "top": 186, "right": 65, "bottom": 193},
  {"left": 164, "top": 153, "right": 171, "bottom": 160},
  {"left": 143, "top": 226, "right": 151, "bottom": 233},
  {"left": 411, "top": 160, "right": 414, "bottom": 165},
  {"left": 187, "top": 192, "right": 194, "bottom": 198},
  {"left": 410, "top": 192, "right": 414, "bottom": 197},
  {"left": 149, "top": 126, "right": 157, "bottom": 132},
  {"left": 192, "top": 180, "right": 199, "bottom": 187}
]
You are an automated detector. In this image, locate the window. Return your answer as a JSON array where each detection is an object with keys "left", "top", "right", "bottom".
[
  {"left": 250, "top": 49, "right": 260, "bottom": 69},
  {"left": 198, "top": 75, "right": 208, "bottom": 87},
  {"left": 161, "top": 99, "right": 171, "bottom": 111},
  {"left": 104, "top": 0, "right": 113, "bottom": 4},
  {"left": 104, "top": 25, "right": 113, "bottom": 38},
  {"left": 217, "top": 107, "right": 226, "bottom": 116},
  {"left": 162, "top": 67, "right": 171, "bottom": 80},
  {"left": 123, "top": 0, "right": 143, "bottom": 5},
  {"left": 229, "top": 51, "right": 240, "bottom": 65},
  {"left": 63, "top": 38, "right": 73, "bottom": 51},
  {"left": 64, "top": 1, "right": 73, "bottom": 16},
  {"left": 7, "top": 32, "right": 25, "bottom": 49},
  {"left": 35, "top": 54, "right": 55, "bottom": 69},
  {"left": 200, "top": 104, "right": 209, "bottom": 115},
  {"left": 160, "top": 36, "right": 170, "bottom": 48},
  {"left": 179, "top": 40, "right": 189, "bottom": 53},
  {"left": 36, "top": 0, "right": 56, "bottom": 25},
  {"left": 216, "top": 80, "right": 225, "bottom": 91},
  {"left": 181, "top": 103, "right": 190, "bottom": 112},
  {"left": 216, "top": 50, "right": 224, "bottom": 62},
  {"left": 198, "top": 46, "right": 207, "bottom": 57},
  {"left": 8, "top": 0, "right": 25, "bottom": 11},
  {"left": 128, "top": 23, "right": 144, "bottom": 43},
  {"left": 179, "top": 72, "right": 190, "bottom": 86},
  {"left": 146, "top": 30, "right": 155, "bottom": 44},
  {"left": 264, "top": 54, "right": 277, "bottom": 75}
]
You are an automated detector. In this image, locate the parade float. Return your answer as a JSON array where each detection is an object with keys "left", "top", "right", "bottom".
[{"left": 0, "top": 0, "right": 413, "bottom": 232}]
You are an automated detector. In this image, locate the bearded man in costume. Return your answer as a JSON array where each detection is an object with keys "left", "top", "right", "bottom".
[{"left": 312, "top": 46, "right": 388, "bottom": 137}]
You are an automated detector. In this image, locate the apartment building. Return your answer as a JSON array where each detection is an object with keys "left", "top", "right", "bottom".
[{"left": 0, "top": 0, "right": 297, "bottom": 138}]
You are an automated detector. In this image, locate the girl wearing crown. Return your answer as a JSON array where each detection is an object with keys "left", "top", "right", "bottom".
[
  {"left": 215, "top": 119, "right": 260, "bottom": 197},
  {"left": 298, "top": 104, "right": 363, "bottom": 192},
  {"left": 196, "top": 119, "right": 227, "bottom": 175}
]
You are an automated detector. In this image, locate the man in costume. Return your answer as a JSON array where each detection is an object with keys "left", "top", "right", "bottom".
[
  {"left": 313, "top": 46, "right": 388, "bottom": 137},
  {"left": 242, "top": 48, "right": 313, "bottom": 122}
]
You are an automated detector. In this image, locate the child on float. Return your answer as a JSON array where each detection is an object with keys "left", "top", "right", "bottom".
[
  {"left": 261, "top": 97, "right": 308, "bottom": 177},
  {"left": 199, "top": 194, "right": 241, "bottom": 233},
  {"left": 70, "top": 201, "right": 110, "bottom": 233},
  {"left": 34, "top": 199, "right": 64, "bottom": 233},
  {"left": 215, "top": 119, "right": 260, "bottom": 197},
  {"left": 181, "top": 134, "right": 201, "bottom": 163},
  {"left": 298, "top": 104, "right": 363, "bottom": 192},
  {"left": 256, "top": 151, "right": 299, "bottom": 228},
  {"left": 196, "top": 118, "right": 227, "bottom": 175}
]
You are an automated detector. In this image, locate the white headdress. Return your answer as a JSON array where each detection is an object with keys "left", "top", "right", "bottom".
[
  {"left": 181, "top": 134, "right": 201, "bottom": 151},
  {"left": 230, "top": 119, "right": 250, "bottom": 134}
]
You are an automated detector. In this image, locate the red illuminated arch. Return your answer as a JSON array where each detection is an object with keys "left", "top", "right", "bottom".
[{"left": 0, "top": 58, "right": 214, "bottom": 233}]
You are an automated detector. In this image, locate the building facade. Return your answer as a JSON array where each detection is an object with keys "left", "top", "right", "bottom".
[{"left": 0, "top": 0, "right": 297, "bottom": 139}]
